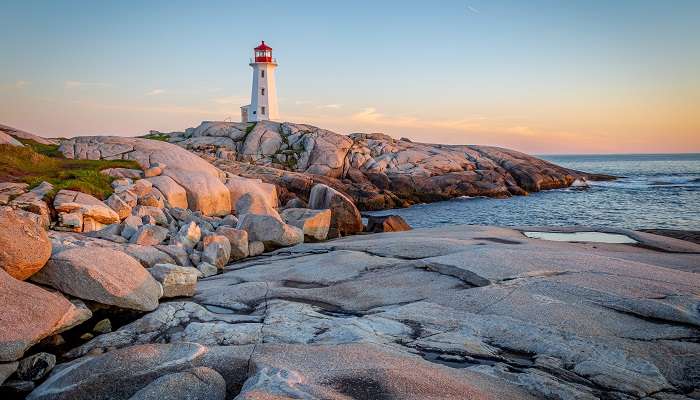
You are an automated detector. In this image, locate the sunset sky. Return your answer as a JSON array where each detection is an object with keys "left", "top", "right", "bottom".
[{"left": 1, "top": 0, "right": 698, "bottom": 154}]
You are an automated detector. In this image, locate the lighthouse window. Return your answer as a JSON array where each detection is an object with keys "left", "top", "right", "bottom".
[
  {"left": 261, "top": 88, "right": 265, "bottom": 95},
  {"left": 261, "top": 70, "right": 265, "bottom": 78},
  {"left": 261, "top": 107, "right": 266, "bottom": 115}
]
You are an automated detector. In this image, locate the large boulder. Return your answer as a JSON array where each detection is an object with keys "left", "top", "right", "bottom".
[
  {"left": 224, "top": 175, "right": 278, "bottom": 214},
  {"left": 0, "top": 207, "right": 51, "bottom": 280},
  {"left": 32, "top": 247, "right": 162, "bottom": 311},
  {"left": 0, "top": 131, "right": 23, "bottom": 146},
  {"left": 235, "top": 192, "right": 280, "bottom": 218},
  {"left": 201, "top": 235, "right": 231, "bottom": 269},
  {"left": 60, "top": 136, "right": 231, "bottom": 216},
  {"left": 145, "top": 176, "right": 188, "bottom": 209},
  {"left": 129, "top": 224, "right": 168, "bottom": 246},
  {"left": 128, "top": 367, "right": 226, "bottom": 400},
  {"left": 280, "top": 208, "right": 331, "bottom": 241},
  {"left": 237, "top": 214, "right": 304, "bottom": 249},
  {"left": 366, "top": 214, "right": 412, "bottom": 233},
  {"left": 26, "top": 343, "right": 213, "bottom": 400},
  {"left": 215, "top": 227, "right": 249, "bottom": 261},
  {"left": 308, "top": 184, "right": 362, "bottom": 238},
  {"left": 0, "top": 269, "right": 91, "bottom": 361}
]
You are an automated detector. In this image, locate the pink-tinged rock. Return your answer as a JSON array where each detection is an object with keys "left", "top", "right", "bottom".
[
  {"left": 0, "top": 269, "right": 91, "bottom": 361},
  {"left": 32, "top": 247, "right": 162, "bottom": 311},
  {"left": 0, "top": 207, "right": 51, "bottom": 280}
]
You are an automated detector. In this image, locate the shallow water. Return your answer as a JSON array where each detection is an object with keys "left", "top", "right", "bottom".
[
  {"left": 522, "top": 231, "right": 638, "bottom": 244},
  {"left": 367, "top": 153, "right": 700, "bottom": 230}
]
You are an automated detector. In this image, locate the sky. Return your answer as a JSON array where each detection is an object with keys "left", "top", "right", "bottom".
[{"left": 0, "top": 0, "right": 698, "bottom": 154}]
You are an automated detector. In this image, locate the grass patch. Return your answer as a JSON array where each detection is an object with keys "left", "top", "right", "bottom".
[
  {"left": 0, "top": 142, "right": 141, "bottom": 200},
  {"left": 245, "top": 123, "right": 257, "bottom": 134},
  {"left": 139, "top": 132, "right": 170, "bottom": 142}
]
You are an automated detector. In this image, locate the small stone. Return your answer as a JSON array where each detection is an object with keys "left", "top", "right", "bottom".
[
  {"left": 131, "top": 180, "right": 153, "bottom": 197},
  {"left": 248, "top": 241, "right": 265, "bottom": 257},
  {"left": 93, "top": 319, "right": 112, "bottom": 334},
  {"left": 129, "top": 224, "right": 168, "bottom": 246},
  {"left": 173, "top": 221, "right": 201, "bottom": 249},
  {"left": 121, "top": 215, "right": 143, "bottom": 240},
  {"left": 58, "top": 212, "right": 83, "bottom": 232},
  {"left": 111, "top": 178, "right": 132, "bottom": 188},
  {"left": 220, "top": 214, "right": 239, "bottom": 227},
  {"left": 80, "top": 332, "right": 94, "bottom": 341},
  {"left": 2, "top": 379, "right": 35, "bottom": 394},
  {"left": 202, "top": 235, "right": 231, "bottom": 269},
  {"left": 149, "top": 264, "right": 199, "bottom": 298},
  {"left": 143, "top": 166, "right": 163, "bottom": 178},
  {"left": 196, "top": 262, "right": 218, "bottom": 278},
  {"left": 17, "top": 352, "right": 55, "bottom": 381},
  {"left": 215, "top": 227, "right": 249, "bottom": 261}
]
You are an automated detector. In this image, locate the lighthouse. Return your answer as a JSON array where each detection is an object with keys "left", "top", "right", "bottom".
[{"left": 241, "top": 41, "right": 279, "bottom": 123}]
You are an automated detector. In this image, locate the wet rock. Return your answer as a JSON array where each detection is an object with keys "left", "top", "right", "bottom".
[
  {"left": 366, "top": 214, "right": 412, "bottom": 233},
  {"left": 220, "top": 214, "right": 239, "bottom": 227},
  {"left": 149, "top": 264, "right": 199, "bottom": 298},
  {"left": 281, "top": 208, "right": 331, "bottom": 241},
  {"left": 0, "top": 207, "right": 51, "bottom": 280},
  {"left": 16, "top": 352, "right": 55, "bottom": 381},
  {"left": 32, "top": 247, "right": 161, "bottom": 311}
]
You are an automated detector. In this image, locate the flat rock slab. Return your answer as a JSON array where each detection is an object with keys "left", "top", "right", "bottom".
[{"left": 33, "top": 225, "right": 700, "bottom": 399}]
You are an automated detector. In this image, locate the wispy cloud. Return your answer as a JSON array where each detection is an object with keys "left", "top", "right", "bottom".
[
  {"left": 294, "top": 99, "right": 313, "bottom": 105},
  {"left": 466, "top": 5, "right": 480, "bottom": 14},
  {"left": 318, "top": 103, "right": 342, "bottom": 110},
  {"left": 64, "top": 81, "right": 113, "bottom": 89},
  {"left": 15, "top": 80, "right": 30, "bottom": 88},
  {"left": 146, "top": 89, "right": 165, "bottom": 96}
]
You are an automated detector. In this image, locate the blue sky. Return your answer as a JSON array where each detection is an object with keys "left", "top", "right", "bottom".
[{"left": 1, "top": 0, "right": 698, "bottom": 153}]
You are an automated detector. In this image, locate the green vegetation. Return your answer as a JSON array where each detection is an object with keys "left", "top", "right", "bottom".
[
  {"left": 0, "top": 140, "right": 141, "bottom": 200},
  {"left": 139, "top": 132, "right": 170, "bottom": 142},
  {"left": 245, "top": 123, "right": 257, "bottom": 134}
]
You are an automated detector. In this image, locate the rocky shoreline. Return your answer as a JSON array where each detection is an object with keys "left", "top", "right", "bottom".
[
  {"left": 1, "top": 123, "right": 697, "bottom": 399},
  {"left": 151, "top": 121, "right": 615, "bottom": 210}
]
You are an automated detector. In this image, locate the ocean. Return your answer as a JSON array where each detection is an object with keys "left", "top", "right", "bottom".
[{"left": 366, "top": 153, "right": 700, "bottom": 231}]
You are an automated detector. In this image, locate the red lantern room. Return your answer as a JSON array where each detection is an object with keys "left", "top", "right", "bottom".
[{"left": 254, "top": 41, "right": 273, "bottom": 63}]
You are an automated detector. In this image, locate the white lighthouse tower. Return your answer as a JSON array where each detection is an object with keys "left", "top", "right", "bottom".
[{"left": 241, "top": 41, "right": 279, "bottom": 122}]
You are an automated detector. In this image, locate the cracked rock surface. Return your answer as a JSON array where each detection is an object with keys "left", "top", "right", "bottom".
[{"left": 32, "top": 225, "right": 700, "bottom": 399}]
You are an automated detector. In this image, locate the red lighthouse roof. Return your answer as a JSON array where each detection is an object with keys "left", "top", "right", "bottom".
[{"left": 254, "top": 41, "right": 272, "bottom": 51}]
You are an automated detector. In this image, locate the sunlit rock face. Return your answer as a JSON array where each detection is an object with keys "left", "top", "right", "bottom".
[
  {"left": 59, "top": 136, "right": 231, "bottom": 216},
  {"left": 38, "top": 225, "right": 700, "bottom": 399},
  {"left": 152, "top": 120, "right": 605, "bottom": 210}
]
